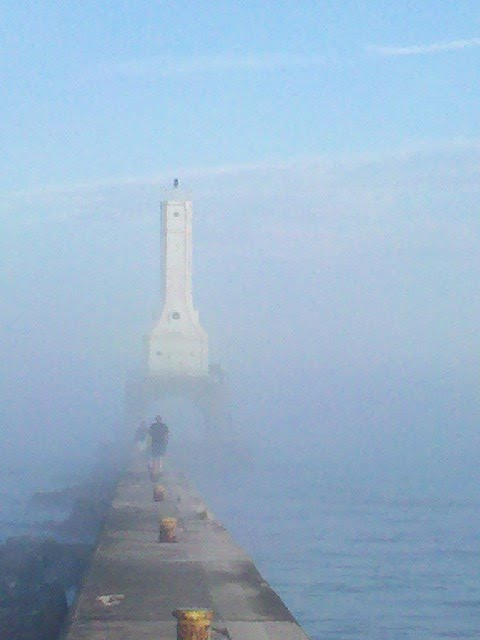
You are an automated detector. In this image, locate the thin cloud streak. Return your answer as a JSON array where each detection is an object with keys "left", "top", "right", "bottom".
[
  {"left": 104, "top": 52, "right": 327, "bottom": 77},
  {"left": 2, "top": 135, "right": 479, "bottom": 210},
  {"left": 368, "top": 37, "right": 480, "bottom": 57}
]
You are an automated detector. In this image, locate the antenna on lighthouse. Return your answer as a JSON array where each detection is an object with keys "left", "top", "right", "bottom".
[{"left": 173, "top": 178, "right": 179, "bottom": 189}]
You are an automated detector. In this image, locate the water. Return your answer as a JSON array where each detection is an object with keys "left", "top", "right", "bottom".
[
  {"left": 2, "top": 446, "right": 479, "bottom": 638},
  {"left": 191, "top": 461, "right": 480, "bottom": 640},
  {"left": 0, "top": 447, "right": 92, "bottom": 541}
]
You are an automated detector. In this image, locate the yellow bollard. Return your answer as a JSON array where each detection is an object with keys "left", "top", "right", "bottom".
[
  {"left": 159, "top": 517, "right": 177, "bottom": 542},
  {"left": 173, "top": 608, "right": 213, "bottom": 640},
  {"left": 153, "top": 485, "right": 166, "bottom": 502}
]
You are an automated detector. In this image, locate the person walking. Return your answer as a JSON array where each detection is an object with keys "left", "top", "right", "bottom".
[
  {"left": 149, "top": 415, "right": 169, "bottom": 479},
  {"left": 134, "top": 420, "right": 149, "bottom": 453}
]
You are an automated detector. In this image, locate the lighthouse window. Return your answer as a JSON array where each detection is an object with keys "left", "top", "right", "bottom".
[
  {"left": 172, "top": 312, "right": 180, "bottom": 320},
  {"left": 173, "top": 211, "right": 180, "bottom": 217}
]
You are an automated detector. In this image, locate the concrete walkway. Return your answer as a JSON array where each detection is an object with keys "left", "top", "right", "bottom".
[{"left": 62, "top": 453, "right": 310, "bottom": 639}]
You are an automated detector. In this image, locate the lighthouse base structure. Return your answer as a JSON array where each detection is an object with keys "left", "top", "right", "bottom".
[{"left": 125, "top": 372, "right": 230, "bottom": 435}]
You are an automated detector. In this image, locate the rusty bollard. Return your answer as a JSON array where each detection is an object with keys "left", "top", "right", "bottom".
[
  {"left": 153, "top": 485, "right": 166, "bottom": 502},
  {"left": 173, "top": 608, "right": 213, "bottom": 640},
  {"left": 159, "top": 517, "right": 177, "bottom": 542}
]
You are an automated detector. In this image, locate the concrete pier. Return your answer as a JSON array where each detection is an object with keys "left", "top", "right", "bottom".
[{"left": 62, "top": 453, "right": 310, "bottom": 639}]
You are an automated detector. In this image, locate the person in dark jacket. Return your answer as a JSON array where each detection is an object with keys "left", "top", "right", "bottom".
[{"left": 149, "top": 415, "right": 169, "bottom": 477}]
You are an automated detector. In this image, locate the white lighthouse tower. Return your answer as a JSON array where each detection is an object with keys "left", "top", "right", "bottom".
[
  {"left": 146, "top": 182, "right": 209, "bottom": 377},
  {"left": 125, "top": 181, "right": 228, "bottom": 435}
]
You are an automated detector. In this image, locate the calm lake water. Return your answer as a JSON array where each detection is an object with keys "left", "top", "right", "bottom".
[{"left": 193, "top": 460, "right": 480, "bottom": 640}]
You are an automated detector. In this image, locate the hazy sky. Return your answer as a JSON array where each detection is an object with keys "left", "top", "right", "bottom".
[
  {"left": 1, "top": 2, "right": 480, "bottom": 471},
  {"left": 2, "top": 1, "right": 480, "bottom": 186}
]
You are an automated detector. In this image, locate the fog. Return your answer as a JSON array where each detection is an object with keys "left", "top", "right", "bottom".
[
  {"left": 3, "top": 8, "right": 480, "bottom": 639},
  {"left": 1, "top": 3, "right": 480, "bottom": 498},
  {"left": 2, "top": 151, "right": 480, "bottom": 498}
]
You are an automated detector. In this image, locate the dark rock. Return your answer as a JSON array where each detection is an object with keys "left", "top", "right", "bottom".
[
  {"left": 46, "top": 496, "right": 110, "bottom": 540},
  {"left": 30, "top": 582, "right": 68, "bottom": 640},
  {"left": 0, "top": 581, "right": 67, "bottom": 640},
  {"left": 30, "top": 487, "right": 81, "bottom": 510},
  {"left": 0, "top": 537, "right": 90, "bottom": 640},
  {"left": 1, "top": 440, "right": 127, "bottom": 638},
  {"left": 0, "top": 537, "right": 92, "bottom": 590}
]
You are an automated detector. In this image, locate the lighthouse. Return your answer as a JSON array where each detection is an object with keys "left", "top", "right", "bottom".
[
  {"left": 125, "top": 181, "right": 229, "bottom": 434},
  {"left": 146, "top": 182, "right": 209, "bottom": 377}
]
